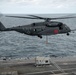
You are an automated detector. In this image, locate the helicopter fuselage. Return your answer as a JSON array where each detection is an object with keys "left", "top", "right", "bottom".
[{"left": 3, "top": 21, "right": 71, "bottom": 38}]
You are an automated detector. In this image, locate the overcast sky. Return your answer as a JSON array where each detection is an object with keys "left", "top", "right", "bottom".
[{"left": 0, "top": 0, "right": 76, "bottom": 14}]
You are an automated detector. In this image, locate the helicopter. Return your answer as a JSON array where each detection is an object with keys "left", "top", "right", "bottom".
[{"left": 0, "top": 15, "right": 76, "bottom": 39}]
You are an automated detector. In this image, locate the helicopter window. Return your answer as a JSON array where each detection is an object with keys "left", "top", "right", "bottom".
[
  {"left": 64, "top": 25, "right": 69, "bottom": 30},
  {"left": 32, "top": 28, "right": 42, "bottom": 32},
  {"left": 33, "top": 29, "right": 36, "bottom": 32},
  {"left": 65, "top": 25, "right": 68, "bottom": 28}
]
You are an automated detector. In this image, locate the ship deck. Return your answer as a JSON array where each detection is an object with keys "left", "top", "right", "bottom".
[{"left": 0, "top": 56, "right": 76, "bottom": 75}]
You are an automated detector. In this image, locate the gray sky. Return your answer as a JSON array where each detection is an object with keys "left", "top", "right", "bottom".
[{"left": 0, "top": 0, "right": 76, "bottom": 14}]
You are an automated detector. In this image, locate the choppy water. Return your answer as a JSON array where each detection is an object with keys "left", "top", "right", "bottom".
[{"left": 0, "top": 14, "right": 76, "bottom": 59}]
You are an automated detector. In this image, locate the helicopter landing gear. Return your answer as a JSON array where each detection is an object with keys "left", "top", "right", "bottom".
[
  {"left": 37, "top": 35, "right": 42, "bottom": 39},
  {"left": 67, "top": 32, "right": 70, "bottom": 36}
]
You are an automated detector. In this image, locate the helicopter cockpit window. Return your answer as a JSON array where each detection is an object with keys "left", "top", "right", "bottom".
[
  {"left": 64, "top": 25, "right": 69, "bottom": 30},
  {"left": 64, "top": 25, "right": 68, "bottom": 28}
]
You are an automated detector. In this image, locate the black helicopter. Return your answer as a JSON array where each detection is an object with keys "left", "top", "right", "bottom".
[{"left": 0, "top": 15, "right": 76, "bottom": 39}]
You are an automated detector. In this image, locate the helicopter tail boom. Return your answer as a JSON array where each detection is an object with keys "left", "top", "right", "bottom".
[{"left": 0, "top": 22, "right": 6, "bottom": 31}]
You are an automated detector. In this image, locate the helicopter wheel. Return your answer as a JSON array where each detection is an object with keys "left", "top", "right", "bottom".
[
  {"left": 67, "top": 33, "right": 70, "bottom": 36},
  {"left": 37, "top": 35, "right": 42, "bottom": 39}
]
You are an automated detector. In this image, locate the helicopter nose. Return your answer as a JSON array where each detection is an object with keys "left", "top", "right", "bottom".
[
  {"left": 67, "top": 26, "right": 71, "bottom": 32},
  {"left": 64, "top": 25, "right": 71, "bottom": 32}
]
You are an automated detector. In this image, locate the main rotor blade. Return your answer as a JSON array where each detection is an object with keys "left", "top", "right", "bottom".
[
  {"left": 48, "top": 16, "right": 76, "bottom": 20},
  {"left": 6, "top": 15, "right": 76, "bottom": 21},
  {"left": 28, "top": 15, "right": 44, "bottom": 19},
  {"left": 28, "top": 15, "right": 76, "bottom": 20},
  {"left": 6, "top": 16, "right": 38, "bottom": 19}
]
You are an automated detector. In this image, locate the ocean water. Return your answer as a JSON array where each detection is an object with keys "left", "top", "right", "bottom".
[{"left": 0, "top": 14, "right": 76, "bottom": 59}]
